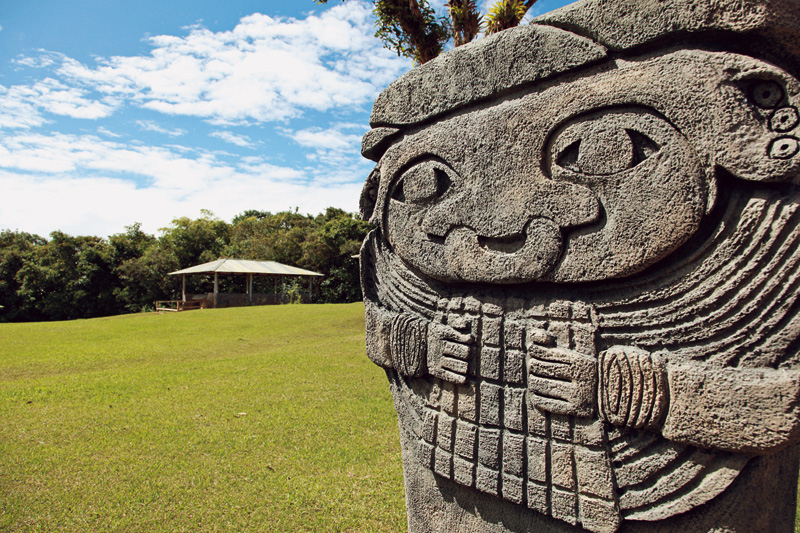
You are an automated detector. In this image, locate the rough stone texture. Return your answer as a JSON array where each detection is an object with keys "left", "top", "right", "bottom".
[{"left": 359, "top": 0, "right": 800, "bottom": 531}]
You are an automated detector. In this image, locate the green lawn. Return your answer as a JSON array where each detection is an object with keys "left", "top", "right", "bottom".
[
  {"left": 0, "top": 303, "right": 406, "bottom": 532},
  {"left": 2, "top": 304, "right": 798, "bottom": 532}
]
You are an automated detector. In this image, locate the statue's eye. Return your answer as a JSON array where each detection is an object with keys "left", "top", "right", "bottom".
[
  {"left": 549, "top": 109, "right": 663, "bottom": 177},
  {"left": 556, "top": 129, "right": 660, "bottom": 176},
  {"left": 391, "top": 159, "right": 453, "bottom": 204},
  {"left": 750, "top": 80, "right": 784, "bottom": 109}
]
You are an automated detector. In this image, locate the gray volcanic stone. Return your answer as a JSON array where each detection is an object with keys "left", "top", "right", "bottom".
[
  {"left": 368, "top": 25, "right": 607, "bottom": 128},
  {"left": 536, "top": 0, "right": 800, "bottom": 73},
  {"left": 359, "top": 0, "right": 800, "bottom": 531}
]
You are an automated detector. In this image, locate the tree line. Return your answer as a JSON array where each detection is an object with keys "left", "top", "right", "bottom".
[{"left": 0, "top": 208, "right": 371, "bottom": 322}]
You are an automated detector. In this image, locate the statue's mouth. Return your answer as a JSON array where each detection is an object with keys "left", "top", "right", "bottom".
[
  {"left": 438, "top": 219, "right": 562, "bottom": 283},
  {"left": 478, "top": 233, "right": 527, "bottom": 254}
]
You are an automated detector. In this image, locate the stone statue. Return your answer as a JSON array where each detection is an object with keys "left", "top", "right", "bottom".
[{"left": 359, "top": 0, "right": 800, "bottom": 530}]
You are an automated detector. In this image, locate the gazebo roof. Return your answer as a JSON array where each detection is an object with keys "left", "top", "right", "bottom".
[{"left": 168, "top": 258, "right": 323, "bottom": 277}]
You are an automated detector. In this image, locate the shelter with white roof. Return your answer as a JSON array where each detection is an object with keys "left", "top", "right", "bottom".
[{"left": 161, "top": 258, "right": 323, "bottom": 310}]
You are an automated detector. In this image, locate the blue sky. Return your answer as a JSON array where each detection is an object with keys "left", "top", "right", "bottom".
[{"left": 0, "top": 0, "right": 574, "bottom": 237}]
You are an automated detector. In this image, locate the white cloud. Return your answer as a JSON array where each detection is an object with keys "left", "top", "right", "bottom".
[
  {"left": 52, "top": 1, "right": 409, "bottom": 125},
  {"left": 33, "top": 78, "right": 117, "bottom": 119},
  {"left": 0, "top": 168, "right": 362, "bottom": 237},
  {"left": 97, "top": 126, "right": 122, "bottom": 138},
  {"left": 290, "top": 123, "right": 363, "bottom": 151},
  {"left": 209, "top": 130, "right": 255, "bottom": 148},
  {"left": 0, "top": 3, "right": 393, "bottom": 237},
  {"left": 14, "top": 52, "right": 59, "bottom": 69},
  {"left": 0, "top": 169, "right": 363, "bottom": 238},
  {"left": 287, "top": 122, "right": 366, "bottom": 166},
  {"left": 0, "top": 85, "right": 47, "bottom": 129},
  {"left": 135, "top": 119, "right": 186, "bottom": 137},
  {"left": 0, "top": 132, "right": 222, "bottom": 185},
  {"left": 0, "top": 78, "right": 116, "bottom": 129},
  {"left": 0, "top": 131, "right": 366, "bottom": 236}
]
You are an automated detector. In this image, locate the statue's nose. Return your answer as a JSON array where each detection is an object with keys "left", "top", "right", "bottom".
[
  {"left": 525, "top": 180, "right": 601, "bottom": 230},
  {"left": 422, "top": 179, "right": 600, "bottom": 239}
]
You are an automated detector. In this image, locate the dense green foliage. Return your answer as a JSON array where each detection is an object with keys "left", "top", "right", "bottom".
[
  {"left": 0, "top": 303, "right": 406, "bottom": 531},
  {"left": 485, "top": 0, "right": 536, "bottom": 35},
  {"left": 0, "top": 208, "right": 372, "bottom": 322},
  {"left": 448, "top": 0, "right": 482, "bottom": 47},
  {"left": 315, "top": 0, "right": 539, "bottom": 64},
  {"left": 372, "top": 0, "right": 450, "bottom": 64}
]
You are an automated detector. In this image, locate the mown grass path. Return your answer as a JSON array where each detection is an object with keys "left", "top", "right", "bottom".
[{"left": 0, "top": 303, "right": 405, "bottom": 532}]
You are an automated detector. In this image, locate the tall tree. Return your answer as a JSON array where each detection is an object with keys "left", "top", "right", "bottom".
[
  {"left": 447, "top": 0, "right": 482, "bottom": 47},
  {"left": 224, "top": 210, "right": 314, "bottom": 265},
  {"left": 301, "top": 208, "right": 372, "bottom": 303},
  {"left": 15, "top": 232, "right": 120, "bottom": 321},
  {"left": 110, "top": 224, "right": 174, "bottom": 313},
  {"left": 315, "top": 0, "right": 535, "bottom": 62},
  {"left": 109, "top": 222, "right": 156, "bottom": 265},
  {"left": 371, "top": 0, "right": 450, "bottom": 64},
  {"left": 115, "top": 240, "right": 180, "bottom": 313},
  {"left": 159, "top": 210, "right": 230, "bottom": 269},
  {"left": 485, "top": 0, "right": 537, "bottom": 35},
  {"left": 0, "top": 231, "right": 46, "bottom": 322}
]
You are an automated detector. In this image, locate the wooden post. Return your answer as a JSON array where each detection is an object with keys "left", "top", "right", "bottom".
[
  {"left": 248, "top": 274, "right": 253, "bottom": 306},
  {"left": 182, "top": 274, "right": 186, "bottom": 302},
  {"left": 308, "top": 277, "right": 312, "bottom": 303},
  {"left": 214, "top": 272, "right": 219, "bottom": 307}
]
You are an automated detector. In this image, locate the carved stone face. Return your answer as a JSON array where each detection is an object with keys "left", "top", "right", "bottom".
[
  {"left": 382, "top": 103, "right": 705, "bottom": 283},
  {"left": 374, "top": 50, "right": 800, "bottom": 284}
]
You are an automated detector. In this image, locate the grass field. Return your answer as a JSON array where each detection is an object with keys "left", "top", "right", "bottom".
[
  {"left": 0, "top": 303, "right": 406, "bottom": 532},
  {"left": 3, "top": 304, "right": 799, "bottom": 532}
]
